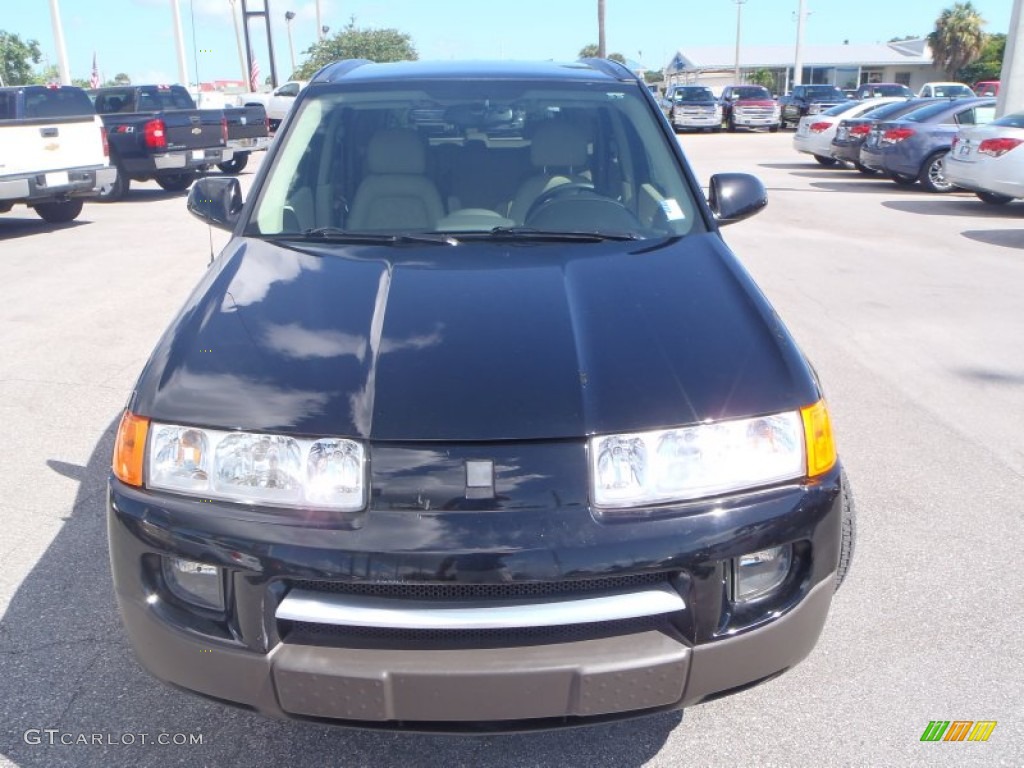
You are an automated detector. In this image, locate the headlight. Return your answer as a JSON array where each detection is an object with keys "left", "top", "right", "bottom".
[
  {"left": 147, "top": 422, "right": 366, "bottom": 511},
  {"left": 590, "top": 408, "right": 824, "bottom": 508}
]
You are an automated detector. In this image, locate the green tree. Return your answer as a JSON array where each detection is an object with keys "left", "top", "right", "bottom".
[
  {"left": 31, "top": 64, "right": 59, "bottom": 85},
  {"left": 928, "top": 2, "right": 986, "bottom": 80},
  {"left": 294, "top": 20, "right": 417, "bottom": 80},
  {"left": 578, "top": 44, "right": 625, "bottom": 64},
  {"left": 957, "top": 33, "right": 1005, "bottom": 83},
  {"left": 0, "top": 30, "right": 43, "bottom": 85},
  {"left": 747, "top": 69, "right": 776, "bottom": 90},
  {"left": 104, "top": 72, "right": 130, "bottom": 86}
]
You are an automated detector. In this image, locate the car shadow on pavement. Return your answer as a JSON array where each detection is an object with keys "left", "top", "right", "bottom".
[
  {"left": 0, "top": 417, "right": 679, "bottom": 768},
  {"left": 961, "top": 229, "right": 1024, "bottom": 249},
  {"left": 881, "top": 199, "right": 1021, "bottom": 217},
  {"left": 0, "top": 218, "right": 89, "bottom": 242},
  {"left": 758, "top": 162, "right": 823, "bottom": 170},
  {"left": 107, "top": 188, "right": 191, "bottom": 204},
  {"left": 809, "top": 180, "right": 914, "bottom": 194}
]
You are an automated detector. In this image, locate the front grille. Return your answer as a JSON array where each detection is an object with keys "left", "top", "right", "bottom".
[
  {"left": 287, "top": 572, "right": 670, "bottom": 602},
  {"left": 280, "top": 614, "right": 681, "bottom": 651},
  {"left": 736, "top": 107, "right": 774, "bottom": 117}
]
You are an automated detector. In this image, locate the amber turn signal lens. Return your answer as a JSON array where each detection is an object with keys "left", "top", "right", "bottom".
[
  {"left": 801, "top": 400, "right": 837, "bottom": 478},
  {"left": 113, "top": 411, "right": 149, "bottom": 487}
]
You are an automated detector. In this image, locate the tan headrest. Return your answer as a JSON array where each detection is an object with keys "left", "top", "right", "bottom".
[
  {"left": 366, "top": 129, "right": 427, "bottom": 174},
  {"left": 530, "top": 121, "right": 588, "bottom": 168}
]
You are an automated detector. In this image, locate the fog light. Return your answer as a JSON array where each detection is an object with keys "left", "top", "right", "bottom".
[
  {"left": 732, "top": 545, "right": 792, "bottom": 602},
  {"left": 162, "top": 557, "right": 224, "bottom": 611}
]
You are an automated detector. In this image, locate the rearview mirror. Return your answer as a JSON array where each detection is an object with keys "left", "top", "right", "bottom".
[
  {"left": 708, "top": 173, "right": 767, "bottom": 225},
  {"left": 187, "top": 177, "right": 243, "bottom": 231}
]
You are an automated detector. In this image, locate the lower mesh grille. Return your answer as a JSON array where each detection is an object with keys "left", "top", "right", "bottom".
[
  {"left": 286, "top": 572, "right": 670, "bottom": 602},
  {"left": 281, "top": 614, "right": 680, "bottom": 651}
]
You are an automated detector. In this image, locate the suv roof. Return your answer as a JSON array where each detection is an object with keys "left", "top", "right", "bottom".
[{"left": 312, "top": 59, "right": 638, "bottom": 85}]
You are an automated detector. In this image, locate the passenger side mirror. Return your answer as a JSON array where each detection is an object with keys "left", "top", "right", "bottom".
[
  {"left": 707, "top": 173, "right": 767, "bottom": 226},
  {"left": 187, "top": 177, "right": 243, "bottom": 231}
]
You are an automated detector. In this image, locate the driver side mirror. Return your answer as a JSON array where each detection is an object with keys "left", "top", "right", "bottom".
[
  {"left": 707, "top": 173, "right": 767, "bottom": 226},
  {"left": 187, "top": 177, "right": 243, "bottom": 231}
]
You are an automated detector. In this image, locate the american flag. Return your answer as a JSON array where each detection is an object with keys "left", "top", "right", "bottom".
[
  {"left": 89, "top": 53, "right": 100, "bottom": 89},
  {"left": 249, "top": 47, "right": 260, "bottom": 91}
]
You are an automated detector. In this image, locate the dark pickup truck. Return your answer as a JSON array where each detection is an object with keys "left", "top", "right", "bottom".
[
  {"left": 779, "top": 85, "right": 847, "bottom": 128},
  {"left": 219, "top": 103, "right": 269, "bottom": 174},
  {"left": 92, "top": 84, "right": 229, "bottom": 201}
]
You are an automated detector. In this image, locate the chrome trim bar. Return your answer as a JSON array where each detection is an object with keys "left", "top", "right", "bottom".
[{"left": 276, "top": 585, "right": 685, "bottom": 630}]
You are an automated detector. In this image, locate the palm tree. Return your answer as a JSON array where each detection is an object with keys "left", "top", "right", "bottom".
[
  {"left": 928, "top": 2, "right": 986, "bottom": 80},
  {"left": 598, "top": 0, "right": 606, "bottom": 58}
]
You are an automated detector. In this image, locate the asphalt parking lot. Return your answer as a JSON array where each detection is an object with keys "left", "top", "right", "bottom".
[{"left": 1, "top": 130, "right": 1022, "bottom": 767}]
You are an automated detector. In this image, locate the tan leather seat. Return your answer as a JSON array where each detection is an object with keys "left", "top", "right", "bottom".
[
  {"left": 508, "top": 121, "right": 590, "bottom": 223},
  {"left": 347, "top": 129, "right": 444, "bottom": 231}
]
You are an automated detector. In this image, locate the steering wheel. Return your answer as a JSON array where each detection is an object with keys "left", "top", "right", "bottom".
[{"left": 524, "top": 182, "right": 603, "bottom": 223}]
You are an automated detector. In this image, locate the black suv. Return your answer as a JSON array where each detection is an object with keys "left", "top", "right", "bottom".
[{"left": 109, "top": 58, "right": 854, "bottom": 730}]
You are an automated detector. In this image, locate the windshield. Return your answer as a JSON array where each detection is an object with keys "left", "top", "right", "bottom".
[
  {"left": 250, "top": 79, "right": 702, "bottom": 241},
  {"left": 733, "top": 87, "right": 771, "bottom": 100},
  {"left": 991, "top": 112, "right": 1024, "bottom": 129},
  {"left": 861, "top": 84, "right": 910, "bottom": 97},
  {"left": 930, "top": 85, "right": 973, "bottom": 97},
  {"left": 805, "top": 86, "right": 844, "bottom": 99},
  {"left": 823, "top": 101, "right": 859, "bottom": 116},
  {"left": 674, "top": 88, "right": 714, "bottom": 102},
  {"left": 861, "top": 99, "right": 933, "bottom": 120}
]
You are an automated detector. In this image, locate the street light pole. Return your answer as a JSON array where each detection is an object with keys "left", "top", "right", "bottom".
[
  {"left": 228, "top": 0, "right": 248, "bottom": 85},
  {"left": 170, "top": 0, "right": 189, "bottom": 86},
  {"left": 285, "top": 11, "right": 296, "bottom": 75},
  {"left": 997, "top": 0, "right": 1023, "bottom": 116},
  {"left": 733, "top": 0, "right": 748, "bottom": 82},
  {"left": 793, "top": 0, "right": 807, "bottom": 87},
  {"left": 47, "top": 0, "right": 71, "bottom": 84},
  {"left": 316, "top": 0, "right": 324, "bottom": 41}
]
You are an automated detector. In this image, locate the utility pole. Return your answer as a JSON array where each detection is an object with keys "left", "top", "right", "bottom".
[
  {"left": 793, "top": 0, "right": 807, "bottom": 87},
  {"left": 598, "top": 0, "right": 606, "bottom": 58},
  {"left": 316, "top": 0, "right": 324, "bottom": 41},
  {"left": 47, "top": 0, "right": 71, "bottom": 84},
  {"left": 733, "top": 0, "right": 748, "bottom": 82},
  {"left": 241, "top": 0, "right": 279, "bottom": 89},
  {"left": 997, "top": 0, "right": 1023, "bottom": 116},
  {"left": 170, "top": 0, "right": 189, "bottom": 85}
]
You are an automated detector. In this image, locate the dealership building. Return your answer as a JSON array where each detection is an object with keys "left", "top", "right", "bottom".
[{"left": 665, "top": 39, "right": 947, "bottom": 95}]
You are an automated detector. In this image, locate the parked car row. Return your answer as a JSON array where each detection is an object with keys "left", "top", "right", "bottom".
[
  {"left": 661, "top": 80, "right": 989, "bottom": 136},
  {"left": 0, "top": 83, "right": 270, "bottom": 222},
  {"left": 794, "top": 95, "right": 1018, "bottom": 202}
]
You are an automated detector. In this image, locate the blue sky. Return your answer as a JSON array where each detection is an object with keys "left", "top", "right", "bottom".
[{"left": 4, "top": 0, "right": 1014, "bottom": 86}]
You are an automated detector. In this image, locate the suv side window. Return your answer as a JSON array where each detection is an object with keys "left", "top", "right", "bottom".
[{"left": 277, "top": 83, "right": 300, "bottom": 97}]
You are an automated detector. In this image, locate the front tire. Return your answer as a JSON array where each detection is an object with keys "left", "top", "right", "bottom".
[
  {"left": 890, "top": 171, "right": 917, "bottom": 187},
  {"left": 726, "top": 115, "right": 736, "bottom": 133},
  {"left": 217, "top": 153, "right": 250, "bottom": 174},
  {"left": 34, "top": 199, "right": 84, "bottom": 223},
  {"left": 155, "top": 172, "right": 197, "bottom": 192},
  {"left": 835, "top": 470, "right": 856, "bottom": 591},
  {"left": 769, "top": 124, "right": 779, "bottom": 133},
  {"left": 918, "top": 151, "right": 956, "bottom": 193},
  {"left": 814, "top": 154, "right": 838, "bottom": 166},
  {"left": 977, "top": 190, "right": 1013, "bottom": 205}
]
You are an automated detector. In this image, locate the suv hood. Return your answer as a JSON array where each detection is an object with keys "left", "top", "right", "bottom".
[{"left": 133, "top": 235, "right": 817, "bottom": 440}]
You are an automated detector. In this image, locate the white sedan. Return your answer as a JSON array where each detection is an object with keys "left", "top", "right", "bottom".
[
  {"left": 793, "top": 98, "right": 905, "bottom": 166},
  {"left": 944, "top": 112, "right": 1024, "bottom": 204}
]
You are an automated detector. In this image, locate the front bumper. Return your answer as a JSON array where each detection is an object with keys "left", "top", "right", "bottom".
[
  {"left": 0, "top": 164, "right": 116, "bottom": 203},
  {"left": 671, "top": 112, "right": 721, "bottom": 130},
  {"left": 732, "top": 112, "right": 780, "bottom": 128},
  {"left": 108, "top": 463, "right": 844, "bottom": 730}
]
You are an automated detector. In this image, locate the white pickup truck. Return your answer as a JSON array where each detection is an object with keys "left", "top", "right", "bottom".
[
  {"left": 0, "top": 85, "right": 114, "bottom": 223},
  {"left": 237, "top": 80, "right": 307, "bottom": 130}
]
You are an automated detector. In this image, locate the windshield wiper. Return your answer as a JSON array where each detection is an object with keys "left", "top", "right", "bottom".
[
  {"left": 481, "top": 226, "right": 641, "bottom": 242},
  {"left": 271, "top": 227, "right": 459, "bottom": 245}
]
